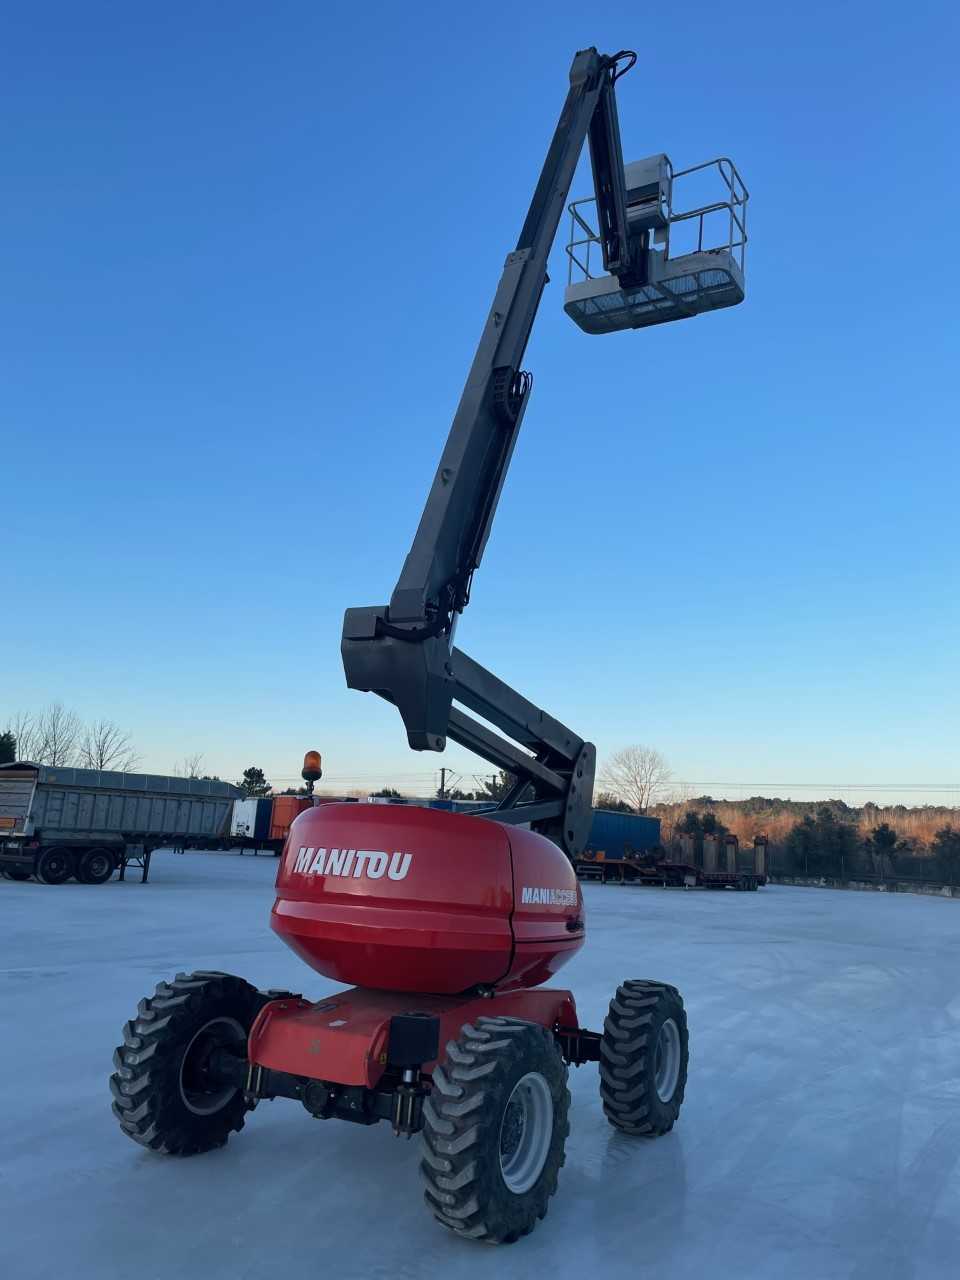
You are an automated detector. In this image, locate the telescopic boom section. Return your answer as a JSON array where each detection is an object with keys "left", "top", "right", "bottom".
[{"left": 342, "top": 48, "right": 636, "bottom": 858}]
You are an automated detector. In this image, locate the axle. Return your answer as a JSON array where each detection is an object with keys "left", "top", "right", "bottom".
[{"left": 208, "top": 1022, "right": 603, "bottom": 1137}]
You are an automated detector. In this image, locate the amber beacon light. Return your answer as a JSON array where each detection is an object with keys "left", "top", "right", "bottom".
[{"left": 301, "top": 751, "right": 322, "bottom": 787}]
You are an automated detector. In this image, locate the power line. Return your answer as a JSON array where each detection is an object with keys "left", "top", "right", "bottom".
[
  {"left": 669, "top": 781, "right": 960, "bottom": 793},
  {"left": 253, "top": 770, "right": 960, "bottom": 803},
  {"left": 267, "top": 768, "right": 440, "bottom": 778},
  {"left": 262, "top": 773, "right": 960, "bottom": 791}
]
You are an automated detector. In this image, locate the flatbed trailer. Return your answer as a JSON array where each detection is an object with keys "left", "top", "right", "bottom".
[{"left": 575, "top": 855, "right": 762, "bottom": 891}]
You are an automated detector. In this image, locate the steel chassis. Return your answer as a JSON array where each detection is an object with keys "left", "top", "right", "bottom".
[
  {"left": 208, "top": 986, "right": 603, "bottom": 1138},
  {"left": 0, "top": 836, "right": 157, "bottom": 883}
]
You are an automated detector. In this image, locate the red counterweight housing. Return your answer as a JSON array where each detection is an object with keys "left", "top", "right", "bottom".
[{"left": 271, "top": 804, "right": 585, "bottom": 995}]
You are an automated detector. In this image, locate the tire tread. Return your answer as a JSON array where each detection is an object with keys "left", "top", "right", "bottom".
[
  {"left": 109, "top": 971, "right": 260, "bottom": 1156},
  {"left": 599, "top": 980, "right": 688, "bottom": 1136},
  {"left": 420, "top": 1016, "right": 569, "bottom": 1244}
]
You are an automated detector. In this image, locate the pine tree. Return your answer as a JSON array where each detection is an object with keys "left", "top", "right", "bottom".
[{"left": 238, "top": 766, "right": 271, "bottom": 797}]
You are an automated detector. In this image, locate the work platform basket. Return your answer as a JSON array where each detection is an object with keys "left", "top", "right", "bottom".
[{"left": 564, "top": 155, "right": 748, "bottom": 334}]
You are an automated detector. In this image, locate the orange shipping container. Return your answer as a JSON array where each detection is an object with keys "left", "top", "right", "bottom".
[{"left": 269, "top": 796, "right": 313, "bottom": 844}]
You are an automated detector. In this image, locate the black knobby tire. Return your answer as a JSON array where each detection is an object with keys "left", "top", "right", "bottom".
[
  {"left": 77, "top": 848, "right": 116, "bottom": 885},
  {"left": 420, "top": 1015, "right": 570, "bottom": 1245},
  {"left": 111, "top": 971, "right": 262, "bottom": 1155},
  {"left": 600, "top": 980, "right": 689, "bottom": 1136},
  {"left": 37, "top": 847, "right": 74, "bottom": 884},
  {"left": 4, "top": 869, "right": 32, "bottom": 881}
]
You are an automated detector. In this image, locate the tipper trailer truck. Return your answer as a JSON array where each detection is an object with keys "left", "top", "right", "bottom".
[{"left": 0, "top": 762, "right": 240, "bottom": 884}]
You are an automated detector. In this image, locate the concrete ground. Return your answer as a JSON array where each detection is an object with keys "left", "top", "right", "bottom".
[{"left": 2, "top": 851, "right": 958, "bottom": 1280}]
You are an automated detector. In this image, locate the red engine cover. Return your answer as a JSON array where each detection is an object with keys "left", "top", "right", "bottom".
[{"left": 271, "top": 804, "right": 585, "bottom": 995}]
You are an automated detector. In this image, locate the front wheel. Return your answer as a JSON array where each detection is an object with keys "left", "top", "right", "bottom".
[
  {"left": 37, "top": 847, "right": 74, "bottom": 884},
  {"left": 600, "top": 980, "right": 688, "bottom": 1136},
  {"left": 110, "top": 971, "right": 263, "bottom": 1155},
  {"left": 421, "top": 1016, "right": 570, "bottom": 1244}
]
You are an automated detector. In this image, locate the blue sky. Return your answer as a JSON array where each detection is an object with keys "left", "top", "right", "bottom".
[{"left": 3, "top": 2, "right": 958, "bottom": 803}]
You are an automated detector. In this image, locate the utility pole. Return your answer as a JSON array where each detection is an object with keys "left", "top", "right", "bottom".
[{"left": 439, "top": 767, "right": 447, "bottom": 800}]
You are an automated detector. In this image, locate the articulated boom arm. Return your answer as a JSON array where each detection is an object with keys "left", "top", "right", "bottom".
[{"left": 342, "top": 48, "right": 637, "bottom": 858}]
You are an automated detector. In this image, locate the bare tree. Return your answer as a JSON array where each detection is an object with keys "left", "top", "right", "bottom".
[
  {"left": 5, "top": 711, "right": 43, "bottom": 763},
  {"left": 36, "top": 702, "right": 83, "bottom": 766},
  {"left": 598, "top": 745, "right": 672, "bottom": 814},
  {"left": 175, "top": 753, "right": 205, "bottom": 779},
  {"left": 78, "top": 720, "right": 142, "bottom": 772}
]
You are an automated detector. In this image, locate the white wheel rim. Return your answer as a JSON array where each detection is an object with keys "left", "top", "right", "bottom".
[
  {"left": 499, "top": 1071, "right": 554, "bottom": 1195},
  {"left": 179, "top": 1016, "right": 246, "bottom": 1116},
  {"left": 654, "top": 1018, "right": 681, "bottom": 1103}
]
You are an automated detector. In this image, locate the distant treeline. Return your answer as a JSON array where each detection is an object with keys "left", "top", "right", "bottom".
[{"left": 650, "top": 797, "right": 960, "bottom": 883}]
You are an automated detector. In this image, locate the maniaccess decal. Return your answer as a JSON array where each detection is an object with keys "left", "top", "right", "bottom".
[{"left": 520, "top": 886, "right": 578, "bottom": 906}]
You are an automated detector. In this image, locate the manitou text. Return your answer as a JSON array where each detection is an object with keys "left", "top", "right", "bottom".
[{"left": 292, "top": 847, "right": 413, "bottom": 880}]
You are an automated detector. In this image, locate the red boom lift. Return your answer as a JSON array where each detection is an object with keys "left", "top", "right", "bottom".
[{"left": 111, "top": 48, "right": 747, "bottom": 1244}]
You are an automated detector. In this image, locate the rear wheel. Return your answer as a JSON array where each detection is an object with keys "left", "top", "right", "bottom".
[
  {"left": 110, "top": 971, "right": 262, "bottom": 1155},
  {"left": 420, "top": 1016, "right": 569, "bottom": 1244},
  {"left": 600, "top": 980, "right": 688, "bottom": 1136},
  {"left": 3, "top": 869, "right": 32, "bottom": 881},
  {"left": 37, "top": 847, "right": 74, "bottom": 884},
  {"left": 77, "top": 848, "right": 116, "bottom": 885}
]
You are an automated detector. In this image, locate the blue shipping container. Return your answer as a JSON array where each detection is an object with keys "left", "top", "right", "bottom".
[{"left": 584, "top": 810, "right": 661, "bottom": 858}]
